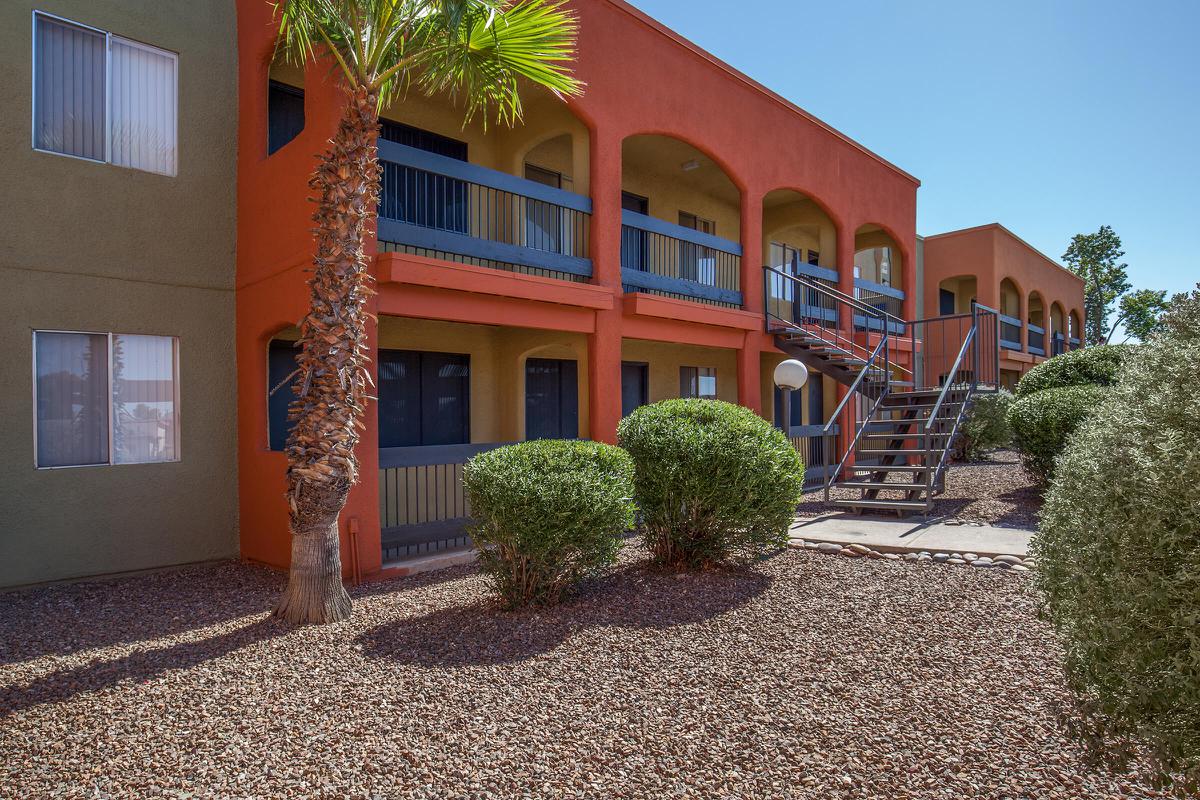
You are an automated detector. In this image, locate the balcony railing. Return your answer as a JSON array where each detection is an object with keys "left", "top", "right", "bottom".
[
  {"left": 1051, "top": 332, "right": 1066, "bottom": 356},
  {"left": 999, "top": 313, "right": 1022, "bottom": 350},
  {"left": 620, "top": 210, "right": 742, "bottom": 307},
  {"left": 376, "top": 139, "right": 593, "bottom": 282},
  {"left": 853, "top": 278, "right": 905, "bottom": 333},
  {"left": 1027, "top": 322, "right": 1046, "bottom": 356},
  {"left": 1070, "top": 336, "right": 1082, "bottom": 350}
]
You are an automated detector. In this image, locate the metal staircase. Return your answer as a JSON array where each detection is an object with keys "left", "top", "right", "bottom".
[{"left": 764, "top": 265, "right": 1000, "bottom": 516}]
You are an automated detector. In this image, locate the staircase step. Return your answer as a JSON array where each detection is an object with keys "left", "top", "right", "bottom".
[
  {"left": 848, "top": 464, "right": 931, "bottom": 473},
  {"left": 855, "top": 448, "right": 944, "bottom": 457},
  {"left": 864, "top": 431, "right": 953, "bottom": 441},
  {"left": 832, "top": 498, "right": 929, "bottom": 512},
  {"left": 835, "top": 480, "right": 929, "bottom": 491},
  {"left": 877, "top": 402, "right": 963, "bottom": 413}
]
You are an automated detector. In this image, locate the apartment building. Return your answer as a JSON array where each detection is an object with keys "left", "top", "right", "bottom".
[
  {"left": 0, "top": 2, "right": 238, "bottom": 588},
  {"left": 922, "top": 224, "right": 1085, "bottom": 389}
]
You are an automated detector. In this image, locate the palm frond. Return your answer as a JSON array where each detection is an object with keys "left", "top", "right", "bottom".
[{"left": 402, "top": 0, "right": 583, "bottom": 127}]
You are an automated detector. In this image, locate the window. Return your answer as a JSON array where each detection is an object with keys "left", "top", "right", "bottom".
[
  {"left": 379, "top": 122, "right": 469, "bottom": 233},
  {"left": 680, "top": 366, "right": 717, "bottom": 400},
  {"left": 678, "top": 211, "right": 717, "bottom": 285},
  {"left": 34, "top": 331, "right": 179, "bottom": 468},
  {"left": 33, "top": 12, "right": 178, "bottom": 176},
  {"left": 525, "top": 358, "right": 578, "bottom": 440},
  {"left": 380, "top": 120, "right": 468, "bottom": 160},
  {"left": 678, "top": 211, "right": 715, "bottom": 236},
  {"left": 376, "top": 350, "right": 470, "bottom": 448},
  {"left": 621, "top": 192, "right": 650, "bottom": 271},
  {"left": 268, "top": 81, "right": 304, "bottom": 155},
  {"left": 267, "top": 339, "right": 299, "bottom": 451},
  {"left": 524, "top": 164, "right": 562, "bottom": 189},
  {"left": 524, "top": 164, "right": 567, "bottom": 254}
]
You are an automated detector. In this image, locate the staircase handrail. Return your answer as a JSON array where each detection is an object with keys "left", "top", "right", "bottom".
[
  {"left": 764, "top": 266, "right": 900, "bottom": 324},
  {"left": 923, "top": 324, "right": 976, "bottom": 432},
  {"left": 822, "top": 333, "right": 890, "bottom": 500},
  {"left": 920, "top": 306, "right": 981, "bottom": 507}
]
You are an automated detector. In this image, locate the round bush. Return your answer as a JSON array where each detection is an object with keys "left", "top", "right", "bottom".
[
  {"left": 1006, "top": 384, "right": 1109, "bottom": 483},
  {"left": 617, "top": 399, "right": 804, "bottom": 568},
  {"left": 464, "top": 439, "right": 635, "bottom": 608},
  {"left": 1014, "top": 344, "right": 1132, "bottom": 398},
  {"left": 1035, "top": 289, "right": 1200, "bottom": 782},
  {"left": 952, "top": 388, "right": 1013, "bottom": 461}
]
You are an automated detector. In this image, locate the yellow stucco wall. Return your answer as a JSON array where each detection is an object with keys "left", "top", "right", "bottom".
[
  {"left": 937, "top": 275, "right": 978, "bottom": 314},
  {"left": 621, "top": 340, "right": 738, "bottom": 405},
  {"left": 621, "top": 137, "right": 741, "bottom": 241},
  {"left": 762, "top": 198, "right": 837, "bottom": 269},
  {"left": 375, "top": 317, "right": 589, "bottom": 442}
]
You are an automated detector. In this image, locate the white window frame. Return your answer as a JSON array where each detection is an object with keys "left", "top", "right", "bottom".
[
  {"left": 31, "top": 10, "right": 179, "bottom": 175},
  {"left": 32, "top": 330, "right": 182, "bottom": 469}
]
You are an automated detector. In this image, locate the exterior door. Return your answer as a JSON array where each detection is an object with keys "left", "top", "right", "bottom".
[
  {"left": 621, "top": 361, "right": 649, "bottom": 418},
  {"left": 525, "top": 358, "right": 578, "bottom": 440}
]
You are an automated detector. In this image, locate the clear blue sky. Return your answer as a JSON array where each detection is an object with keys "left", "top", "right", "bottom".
[{"left": 628, "top": 0, "right": 1199, "bottom": 300}]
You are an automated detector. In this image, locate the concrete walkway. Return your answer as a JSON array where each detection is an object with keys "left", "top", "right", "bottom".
[{"left": 789, "top": 513, "right": 1033, "bottom": 558}]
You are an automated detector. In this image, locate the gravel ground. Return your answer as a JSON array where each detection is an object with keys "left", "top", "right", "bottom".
[
  {"left": 0, "top": 552, "right": 1166, "bottom": 799},
  {"left": 799, "top": 449, "right": 1043, "bottom": 528}
]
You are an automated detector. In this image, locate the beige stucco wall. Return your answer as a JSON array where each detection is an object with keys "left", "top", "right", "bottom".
[
  {"left": 376, "top": 317, "right": 590, "bottom": 442},
  {"left": 0, "top": 0, "right": 238, "bottom": 587},
  {"left": 621, "top": 340, "right": 738, "bottom": 404}
]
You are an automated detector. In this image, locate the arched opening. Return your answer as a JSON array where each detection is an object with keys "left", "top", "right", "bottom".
[
  {"left": 999, "top": 278, "right": 1022, "bottom": 348},
  {"left": 1027, "top": 291, "right": 1046, "bottom": 355},
  {"left": 266, "top": 61, "right": 305, "bottom": 156},
  {"left": 374, "top": 84, "right": 592, "bottom": 282},
  {"left": 621, "top": 134, "right": 742, "bottom": 307},
  {"left": 1069, "top": 310, "right": 1084, "bottom": 349},
  {"left": 266, "top": 327, "right": 302, "bottom": 451},
  {"left": 937, "top": 275, "right": 978, "bottom": 316},
  {"left": 1050, "top": 302, "right": 1066, "bottom": 355},
  {"left": 854, "top": 224, "right": 904, "bottom": 321}
]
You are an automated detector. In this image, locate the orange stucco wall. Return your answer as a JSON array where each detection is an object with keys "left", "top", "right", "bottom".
[
  {"left": 234, "top": 0, "right": 920, "bottom": 577},
  {"left": 923, "top": 224, "right": 1085, "bottom": 377}
]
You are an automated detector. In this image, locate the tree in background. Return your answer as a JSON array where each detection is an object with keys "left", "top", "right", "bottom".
[
  {"left": 1108, "top": 288, "right": 1170, "bottom": 343},
  {"left": 1062, "top": 225, "right": 1170, "bottom": 345},
  {"left": 270, "top": 0, "right": 582, "bottom": 624},
  {"left": 1062, "top": 225, "right": 1131, "bottom": 345}
]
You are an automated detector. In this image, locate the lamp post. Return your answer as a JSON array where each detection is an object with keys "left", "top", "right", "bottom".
[{"left": 773, "top": 359, "right": 809, "bottom": 439}]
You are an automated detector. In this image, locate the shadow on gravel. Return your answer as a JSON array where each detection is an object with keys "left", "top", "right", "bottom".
[
  {"left": 0, "top": 616, "right": 286, "bottom": 718},
  {"left": 355, "top": 563, "right": 771, "bottom": 668},
  {"left": 0, "top": 562, "right": 282, "bottom": 668}
]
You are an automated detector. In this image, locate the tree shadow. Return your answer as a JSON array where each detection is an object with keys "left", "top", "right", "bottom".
[
  {"left": 0, "top": 561, "right": 282, "bottom": 667},
  {"left": 356, "top": 562, "right": 772, "bottom": 668},
  {"left": 0, "top": 615, "right": 286, "bottom": 718}
]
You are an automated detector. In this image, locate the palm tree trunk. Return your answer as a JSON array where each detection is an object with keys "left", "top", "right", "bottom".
[{"left": 274, "top": 86, "right": 380, "bottom": 624}]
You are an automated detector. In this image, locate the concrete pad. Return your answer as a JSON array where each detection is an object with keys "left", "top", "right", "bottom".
[
  {"left": 381, "top": 548, "right": 478, "bottom": 577},
  {"left": 789, "top": 513, "right": 1032, "bottom": 558}
]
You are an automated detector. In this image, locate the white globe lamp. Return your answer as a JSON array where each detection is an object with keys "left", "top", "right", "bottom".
[{"left": 773, "top": 359, "right": 809, "bottom": 391}]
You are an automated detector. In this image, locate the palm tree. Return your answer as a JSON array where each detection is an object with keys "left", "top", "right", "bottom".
[{"left": 271, "top": 0, "right": 582, "bottom": 624}]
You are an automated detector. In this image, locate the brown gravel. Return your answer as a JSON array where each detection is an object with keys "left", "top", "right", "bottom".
[
  {"left": 799, "top": 449, "right": 1043, "bottom": 528},
  {"left": 0, "top": 552, "right": 1166, "bottom": 799}
]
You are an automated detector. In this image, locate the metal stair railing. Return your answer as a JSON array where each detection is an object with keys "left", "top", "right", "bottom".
[
  {"left": 921, "top": 302, "right": 1000, "bottom": 509},
  {"left": 821, "top": 334, "right": 890, "bottom": 501},
  {"left": 763, "top": 266, "right": 897, "bottom": 364}
]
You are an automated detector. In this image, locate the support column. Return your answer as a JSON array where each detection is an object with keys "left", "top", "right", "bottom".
[
  {"left": 835, "top": 224, "right": 857, "bottom": 474},
  {"left": 1019, "top": 292, "right": 1029, "bottom": 353},
  {"left": 587, "top": 125, "right": 623, "bottom": 443},
  {"left": 739, "top": 187, "right": 763, "bottom": 316},
  {"left": 900, "top": 243, "right": 917, "bottom": 323},
  {"left": 737, "top": 333, "right": 761, "bottom": 414}
]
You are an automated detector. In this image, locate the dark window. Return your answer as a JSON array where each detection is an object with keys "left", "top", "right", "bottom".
[
  {"left": 621, "top": 192, "right": 650, "bottom": 271},
  {"left": 524, "top": 164, "right": 562, "bottom": 188},
  {"left": 807, "top": 250, "right": 820, "bottom": 266},
  {"left": 525, "top": 358, "right": 578, "bottom": 440},
  {"left": 268, "top": 81, "right": 305, "bottom": 155},
  {"left": 678, "top": 212, "right": 717, "bottom": 283},
  {"left": 379, "top": 120, "right": 467, "bottom": 160},
  {"left": 678, "top": 211, "right": 715, "bottom": 236},
  {"left": 379, "top": 122, "right": 469, "bottom": 233},
  {"left": 268, "top": 340, "right": 300, "bottom": 451},
  {"left": 939, "top": 288, "right": 957, "bottom": 316},
  {"left": 377, "top": 350, "right": 470, "bottom": 447}
]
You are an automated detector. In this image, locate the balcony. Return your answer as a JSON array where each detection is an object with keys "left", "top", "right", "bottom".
[
  {"left": 1027, "top": 322, "right": 1046, "bottom": 356},
  {"left": 999, "top": 313, "right": 1022, "bottom": 351},
  {"left": 620, "top": 210, "right": 742, "bottom": 307},
  {"left": 853, "top": 277, "right": 905, "bottom": 334},
  {"left": 376, "top": 139, "right": 593, "bottom": 282}
]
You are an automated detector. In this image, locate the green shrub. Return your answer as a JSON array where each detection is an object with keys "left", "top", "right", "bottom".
[
  {"left": 617, "top": 399, "right": 804, "bottom": 568},
  {"left": 1035, "top": 286, "right": 1200, "bottom": 784},
  {"left": 1006, "top": 384, "right": 1109, "bottom": 482},
  {"left": 952, "top": 388, "right": 1013, "bottom": 461},
  {"left": 1014, "top": 343, "right": 1132, "bottom": 398},
  {"left": 464, "top": 439, "right": 635, "bottom": 608}
]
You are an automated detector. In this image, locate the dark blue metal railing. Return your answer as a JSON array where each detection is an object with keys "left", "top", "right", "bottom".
[{"left": 620, "top": 210, "right": 741, "bottom": 306}]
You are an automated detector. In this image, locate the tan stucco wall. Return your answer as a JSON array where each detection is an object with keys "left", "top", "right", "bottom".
[
  {"left": 621, "top": 340, "right": 738, "bottom": 404},
  {"left": 0, "top": 1, "right": 238, "bottom": 587},
  {"left": 377, "top": 317, "right": 590, "bottom": 442}
]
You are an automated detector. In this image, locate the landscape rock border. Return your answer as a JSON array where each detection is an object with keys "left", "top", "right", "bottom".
[{"left": 791, "top": 539, "right": 1035, "bottom": 572}]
